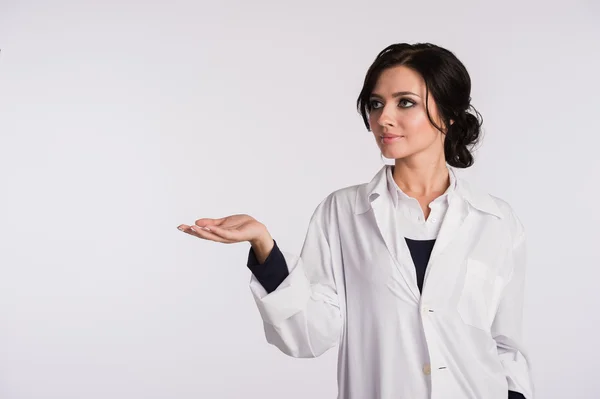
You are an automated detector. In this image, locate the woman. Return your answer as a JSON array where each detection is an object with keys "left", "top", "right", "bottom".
[{"left": 178, "top": 43, "right": 534, "bottom": 399}]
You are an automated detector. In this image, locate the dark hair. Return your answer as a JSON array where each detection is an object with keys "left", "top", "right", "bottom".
[{"left": 356, "top": 43, "right": 483, "bottom": 168}]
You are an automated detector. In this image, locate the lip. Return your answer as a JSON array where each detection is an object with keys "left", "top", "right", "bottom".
[
  {"left": 380, "top": 134, "right": 404, "bottom": 144},
  {"left": 381, "top": 134, "right": 403, "bottom": 138}
]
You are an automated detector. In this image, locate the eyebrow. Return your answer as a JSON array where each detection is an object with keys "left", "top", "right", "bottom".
[{"left": 369, "top": 91, "right": 421, "bottom": 99}]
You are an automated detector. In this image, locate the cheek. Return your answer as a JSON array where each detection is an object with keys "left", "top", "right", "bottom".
[
  {"left": 403, "top": 110, "right": 442, "bottom": 144},
  {"left": 367, "top": 114, "right": 378, "bottom": 131},
  {"left": 402, "top": 109, "right": 430, "bottom": 131}
]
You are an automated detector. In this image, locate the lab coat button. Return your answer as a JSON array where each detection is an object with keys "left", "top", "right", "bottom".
[{"left": 423, "top": 364, "right": 431, "bottom": 375}]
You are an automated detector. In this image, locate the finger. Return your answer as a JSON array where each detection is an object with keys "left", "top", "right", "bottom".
[
  {"left": 177, "top": 224, "right": 215, "bottom": 240},
  {"left": 178, "top": 224, "right": 204, "bottom": 238},
  {"left": 189, "top": 225, "right": 235, "bottom": 244},
  {"left": 194, "top": 218, "right": 225, "bottom": 228}
]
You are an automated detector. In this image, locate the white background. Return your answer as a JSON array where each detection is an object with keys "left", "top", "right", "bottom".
[{"left": 1, "top": 1, "right": 599, "bottom": 398}]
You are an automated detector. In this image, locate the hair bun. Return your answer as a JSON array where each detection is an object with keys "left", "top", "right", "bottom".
[{"left": 445, "top": 107, "right": 483, "bottom": 168}]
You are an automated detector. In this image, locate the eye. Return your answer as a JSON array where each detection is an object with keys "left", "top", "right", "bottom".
[
  {"left": 368, "top": 98, "right": 415, "bottom": 110},
  {"left": 369, "top": 100, "right": 382, "bottom": 110},
  {"left": 399, "top": 98, "right": 415, "bottom": 108}
]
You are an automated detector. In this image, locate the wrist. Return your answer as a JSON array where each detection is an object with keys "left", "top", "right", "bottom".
[
  {"left": 250, "top": 225, "right": 273, "bottom": 245},
  {"left": 250, "top": 231, "right": 274, "bottom": 265},
  {"left": 250, "top": 231, "right": 273, "bottom": 248}
]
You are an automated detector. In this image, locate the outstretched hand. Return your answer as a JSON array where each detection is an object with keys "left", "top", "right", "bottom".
[{"left": 177, "top": 214, "right": 268, "bottom": 244}]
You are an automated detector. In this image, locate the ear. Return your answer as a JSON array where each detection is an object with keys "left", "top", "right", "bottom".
[{"left": 449, "top": 119, "right": 455, "bottom": 125}]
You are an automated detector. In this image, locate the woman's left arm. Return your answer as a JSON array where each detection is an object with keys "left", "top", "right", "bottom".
[{"left": 492, "top": 224, "right": 535, "bottom": 399}]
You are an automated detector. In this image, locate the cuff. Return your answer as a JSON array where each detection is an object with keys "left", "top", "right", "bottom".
[{"left": 247, "top": 240, "right": 289, "bottom": 293}]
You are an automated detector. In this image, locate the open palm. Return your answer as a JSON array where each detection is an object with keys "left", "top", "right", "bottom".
[{"left": 177, "top": 214, "right": 267, "bottom": 244}]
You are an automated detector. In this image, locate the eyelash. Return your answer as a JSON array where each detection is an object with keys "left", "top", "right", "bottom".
[{"left": 369, "top": 98, "right": 415, "bottom": 110}]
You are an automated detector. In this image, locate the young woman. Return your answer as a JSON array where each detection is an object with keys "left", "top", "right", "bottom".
[{"left": 178, "top": 43, "right": 534, "bottom": 399}]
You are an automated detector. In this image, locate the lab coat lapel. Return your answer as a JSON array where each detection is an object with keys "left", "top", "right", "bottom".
[
  {"left": 357, "top": 165, "right": 421, "bottom": 301},
  {"left": 429, "top": 173, "right": 506, "bottom": 265},
  {"left": 420, "top": 194, "right": 478, "bottom": 303},
  {"left": 429, "top": 192, "right": 469, "bottom": 264},
  {"left": 370, "top": 193, "right": 422, "bottom": 301}
]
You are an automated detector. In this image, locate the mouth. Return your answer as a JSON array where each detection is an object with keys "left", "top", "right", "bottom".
[{"left": 380, "top": 134, "right": 405, "bottom": 144}]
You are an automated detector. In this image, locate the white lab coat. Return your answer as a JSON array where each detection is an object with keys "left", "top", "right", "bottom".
[{"left": 249, "top": 165, "right": 534, "bottom": 399}]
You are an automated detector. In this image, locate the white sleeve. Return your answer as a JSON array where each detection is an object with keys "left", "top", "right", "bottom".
[
  {"left": 249, "top": 197, "right": 342, "bottom": 358},
  {"left": 491, "top": 224, "right": 535, "bottom": 398}
]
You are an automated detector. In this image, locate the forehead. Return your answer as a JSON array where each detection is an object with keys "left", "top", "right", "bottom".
[{"left": 371, "top": 65, "right": 425, "bottom": 96}]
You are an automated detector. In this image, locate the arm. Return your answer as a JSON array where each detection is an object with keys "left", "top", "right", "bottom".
[
  {"left": 247, "top": 238, "right": 288, "bottom": 294},
  {"left": 247, "top": 197, "right": 342, "bottom": 358},
  {"left": 492, "top": 225, "right": 535, "bottom": 398}
]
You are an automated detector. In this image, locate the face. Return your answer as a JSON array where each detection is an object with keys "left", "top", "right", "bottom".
[{"left": 368, "top": 65, "right": 448, "bottom": 163}]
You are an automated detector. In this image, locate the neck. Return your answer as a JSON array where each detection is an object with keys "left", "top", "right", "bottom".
[{"left": 392, "top": 157, "right": 450, "bottom": 197}]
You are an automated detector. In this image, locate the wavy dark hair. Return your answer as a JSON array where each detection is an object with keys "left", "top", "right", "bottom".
[{"left": 356, "top": 43, "right": 483, "bottom": 168}]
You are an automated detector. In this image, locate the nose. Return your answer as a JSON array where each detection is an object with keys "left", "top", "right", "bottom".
[{"left": 377, "top": 105, "right": 396, "bottom": 128}]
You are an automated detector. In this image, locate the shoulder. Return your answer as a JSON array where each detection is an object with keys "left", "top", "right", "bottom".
[
  {"left": 458, "top": 177, "right": 525, "bottom": 244},
  {"left": 489, "top": 194, "right": 526, "bottom": 245},
  {"left": 314, "top": 183, "right": 363, "bottom": 215}
]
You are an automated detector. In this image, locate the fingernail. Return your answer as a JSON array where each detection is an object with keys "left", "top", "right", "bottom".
[
  {"left": 177, "top": 226, "right": 184, "bottom": 231},
  {"left": 202, "top": 227, "right": 211, "bottom": 232}
]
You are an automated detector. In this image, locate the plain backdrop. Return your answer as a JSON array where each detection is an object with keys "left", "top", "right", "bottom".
[{"left": 1, "top": 1, "right": 599, "bottom": 398}]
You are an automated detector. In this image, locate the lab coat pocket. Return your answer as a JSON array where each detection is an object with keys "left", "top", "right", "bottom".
[{"left": 457, "top": 258, "right": 495, "bottom": 331}]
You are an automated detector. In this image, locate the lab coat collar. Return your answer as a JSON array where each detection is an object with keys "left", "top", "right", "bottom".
[
  {"left": 354, "top": 164, "right": 504, "bottom": 219},
  {"left": 386, "top": 164, "right": 457, "bottom": 209}
]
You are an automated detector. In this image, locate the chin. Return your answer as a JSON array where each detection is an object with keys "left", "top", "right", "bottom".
[{"left": 381, "top": 148, "right": 411, "bottom": 160}]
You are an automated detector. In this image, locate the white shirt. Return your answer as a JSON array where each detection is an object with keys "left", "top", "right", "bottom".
[
  {"left": 386, "top": 164, "right": 456, "bottom": 240},
  {"left": 249, "top": 164, "right": 534, "bottom": 399}
]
